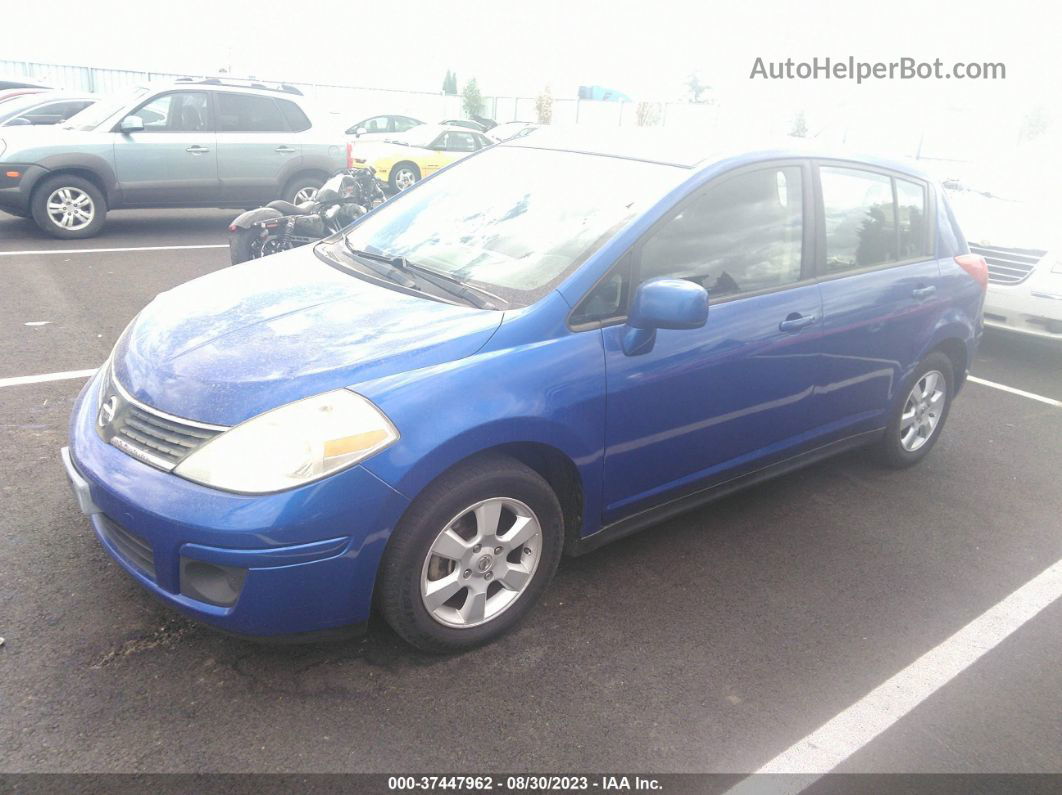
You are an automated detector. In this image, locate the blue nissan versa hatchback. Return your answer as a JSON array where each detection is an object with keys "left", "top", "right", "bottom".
[{"left": 63, "top": 130, "right": 987, "bottom": 651}]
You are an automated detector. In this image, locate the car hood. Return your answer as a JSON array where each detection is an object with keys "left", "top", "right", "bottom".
[
  {"left": 948, "top": 191, "right": 1054, "bottom": 251},
  {"left": 112, "top": 247, "right": 503, "bottom": 426}
]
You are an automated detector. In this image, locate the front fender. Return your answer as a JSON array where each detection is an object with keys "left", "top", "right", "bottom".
[
  {"left": 355, "top": 296, "right": 608, "bottom": 537},
  {"left": 230, "top": 207, "right": 283, "bottom": 229}
]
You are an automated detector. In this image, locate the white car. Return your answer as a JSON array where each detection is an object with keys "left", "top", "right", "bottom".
[{"left": 944, "top": 175, "right": 1062, "bottom": 341}]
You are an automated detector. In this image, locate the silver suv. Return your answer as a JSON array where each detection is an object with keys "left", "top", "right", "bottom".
[{"left": 0, "top": 78, "right": 345, "bottom": 238}]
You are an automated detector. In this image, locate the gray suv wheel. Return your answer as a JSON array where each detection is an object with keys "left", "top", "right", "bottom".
[{"left": 31, "top": 175, "right": 106, "bottom": 239}]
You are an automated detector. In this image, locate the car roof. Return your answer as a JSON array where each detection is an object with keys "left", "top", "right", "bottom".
[
  {"left": 505, "top": 126, "right": 934, "bottom": 179},
  {"left": 149, "top": 79, "right": 307, "bottom": 102}
]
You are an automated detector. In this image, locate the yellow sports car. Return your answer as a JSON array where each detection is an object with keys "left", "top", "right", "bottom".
[{"left": 348, "top": 124, "right": 493, "bottom": 192}]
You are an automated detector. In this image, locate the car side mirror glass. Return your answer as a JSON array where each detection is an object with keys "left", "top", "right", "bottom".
[
  {"left": 622, "top": 278, "right": 709, "bottom": 356},
  {"left": 356, "top": 126, "right": 367, "bottom": 136},
  {"left": 120, "top": 115, "right": 144, "bottom": 133}
]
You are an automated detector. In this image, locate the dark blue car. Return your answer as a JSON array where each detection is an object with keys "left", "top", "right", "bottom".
[{"left": 63, "top": 130, "right": 988, "bottom": 651}]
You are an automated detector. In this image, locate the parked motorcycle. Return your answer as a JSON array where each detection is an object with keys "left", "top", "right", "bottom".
[{"left": 228, "top": 167, "right": 385, "bottom": 265}]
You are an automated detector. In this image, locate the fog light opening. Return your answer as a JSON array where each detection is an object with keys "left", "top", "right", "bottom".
[{"left": 179, "top": 558, "right": 247, "bottom": 607}]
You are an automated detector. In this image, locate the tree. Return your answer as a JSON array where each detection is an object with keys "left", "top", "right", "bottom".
[
  {"left": 635, "top": 101, "right": 661, "bottom": 127},
  {"left": 535, "top": 85, "right": 553, "bottom": 124},
  {"left": 462, "top": 77, "right": 483, "bottom": 118},
  {"left": 685, "top": 72, "right": 711, "bottom": 104},
  {"left": 789, "top": 110, "right": 808, "bottom": 138},
  {"left": 441, "top": 70, "right": 458, "bottom": 96},
  {"left": 1018, "top": 105, "right": 1049, "bottom": 143}
]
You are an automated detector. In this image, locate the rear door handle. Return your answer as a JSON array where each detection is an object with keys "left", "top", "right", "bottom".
[
  {"left": 185, "top": 145, "right": 210, "bottom": 154},
  {"left": 912, "top": 285, "right": 936, "bottom": 300},
  {"left": 779, "top": 312, "right": 818, "bottom": 332},
  {"left": 274, "top": 145, "right": 296, "bottom": 153}
]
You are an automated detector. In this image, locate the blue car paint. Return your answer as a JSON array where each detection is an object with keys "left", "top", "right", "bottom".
[
  {"left": 67, "top": 143, "right": 984, "bottom": 637},
  {"left": 113, "top": 248, "right": 503, "bottom": 426}
]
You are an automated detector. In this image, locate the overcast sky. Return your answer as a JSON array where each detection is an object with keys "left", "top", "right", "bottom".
[
  {"left": 6, "top": 0, "right": 1061, "bottom": 167},
  {"left": 7, "top": 0, "right": 1059, "bottom": 103}
]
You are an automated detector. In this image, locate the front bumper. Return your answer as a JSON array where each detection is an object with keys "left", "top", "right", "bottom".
[
  {"left": 984, "top": 269, "right": 1062, "bottom": 340},
  {"left": 65, "top": 374, "right": 410, "bottom": 637},
  {"left": 0, "top": 163, "right": 48, "bottom": 214}
]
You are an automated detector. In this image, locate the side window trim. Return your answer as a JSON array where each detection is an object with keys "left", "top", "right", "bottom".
[
  {"left": 811, "top": 159, "right": 936, "bottom": 283},
  {"left": 568, "top": 158, "right": 816, "bottom": 330}
]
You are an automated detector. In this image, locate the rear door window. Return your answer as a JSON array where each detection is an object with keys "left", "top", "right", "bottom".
[
  {"left": 216, "top": 93, "right": 287, "bottom": 132},
  {"left": 820, "top": 166, "right": 932, "bottom": 274}
]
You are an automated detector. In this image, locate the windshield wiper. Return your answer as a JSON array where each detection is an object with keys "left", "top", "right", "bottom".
[
  {"left": 393, "top": 258, "right": 506, "bottom": 310},
  {"left": 342, "top": 240, "right": 504, "bottom": 310},
  {"left": 342, "top": 240, "right": 419, "bottom": 289}
]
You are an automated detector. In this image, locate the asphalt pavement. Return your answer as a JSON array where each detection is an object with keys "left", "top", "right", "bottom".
[{"left": 0, "top": 208, "right": 1059, "bottom": 775}]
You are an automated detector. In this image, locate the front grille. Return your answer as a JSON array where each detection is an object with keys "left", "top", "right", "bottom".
[
  {"left": 95, "top": 366, "right": 227, "bottom": 471},
  {"left": 98, "top": 515, "right": 156, "bottom": 580},
  {"left": 968, "top": 243, "right": 1045, "bottom": 285}
]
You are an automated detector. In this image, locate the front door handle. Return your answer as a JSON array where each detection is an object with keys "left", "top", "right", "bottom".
[
  {"left": 912, "top": 285, "right": 936, "bottom": 300},
  {"left": 185, "top": 145, "right": 210, "bottom": 154},
  {"left": 779, "top": 312, "right": 817, "bottom": 332},
  {"left": 274, "top": 145, "right": 296, "bottom": 153}
]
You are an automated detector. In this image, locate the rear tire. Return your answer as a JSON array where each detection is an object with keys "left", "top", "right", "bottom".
[
  {"left": 874, "top": 351, "right": 954, "bottom": 468},
  {"left": 377, "top": 454, "right": 564, "bottom": 653},
  {"left": 31, "top": 175, "right": 106, "bottom": 239},
  {"left": 228, "top": 228, "right": 259, "bottom": 265},
  {"left": 282, "top": 176, "right": 324, "bottom": 206}
]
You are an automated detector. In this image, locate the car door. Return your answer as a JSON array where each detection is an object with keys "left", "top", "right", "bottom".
[
  {"left": 813, "top": 163, "right": 942, "bottom": 432},
  {"left": 590, "top": 162, "right": 824, "bottom": 522},
  {"left": 112, "top": 91, "right": 219, "bottom": 205},
  {"left": 214, "top": 92, "right": 302, "bottom": 204}
]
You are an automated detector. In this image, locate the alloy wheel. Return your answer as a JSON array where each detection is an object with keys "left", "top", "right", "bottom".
[
  {"left": 420, "top": 497, "right": 542, "bottom": 628},
  {"left": 900, "top": 370, "right": 946, "bottom": 452},
  {"left": 46, "top": 187, "right": 94, "bottom": 231},
  {"left": 293, "top": 186, "right": 318, "bottom": 204},
  {"left": 395, "top": 168, "right": 417, "bottom": 190}
]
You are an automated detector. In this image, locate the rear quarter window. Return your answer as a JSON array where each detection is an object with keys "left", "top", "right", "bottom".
[{"left": 278, "top": 100, "right": 311, "bottom": 132}]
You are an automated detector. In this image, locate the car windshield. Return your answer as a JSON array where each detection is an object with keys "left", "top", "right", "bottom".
[
  {"left": 0, "top": 93, "right": 54, "bottom": 123},
  {"left": 339, "top": 145, "right": 685, "bottom": 307},
  {"left": 62, "top": 86, "right": 149, "bottom": 131},
  {"left": 393, "top": 125, "right": 446, "bottom": 147}
]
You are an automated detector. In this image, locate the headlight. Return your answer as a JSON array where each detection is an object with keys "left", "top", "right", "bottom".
[{"left": 174, "top": 390, "right": 398, "bottom": 494}]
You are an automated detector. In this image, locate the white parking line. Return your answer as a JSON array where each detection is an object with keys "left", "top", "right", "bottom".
[
  {"left": 967, "top": 375, "right": 1062, "bottom": 408},
  {"left": 726, "top": 557, "right": 1062, "bottom": 794},
  {"left": 0, "top": 368, "right": 97, "bottom": 388},
  {"left": 0, "top": 244, "right": 227, "bottom": 257}
]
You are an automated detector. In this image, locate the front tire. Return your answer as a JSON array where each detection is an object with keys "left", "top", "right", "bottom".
[
  {"left": 31, "top": 175, "right": 106, "bottom": 239},
  {"left": 874, "top": 351, "right": 954, "bottom": 468},
  {"left": 378, "top": 454, "right": 564, "bottom": 652},
  {"left": 389, "top": 162, "right": 420, "bottom": 192}
]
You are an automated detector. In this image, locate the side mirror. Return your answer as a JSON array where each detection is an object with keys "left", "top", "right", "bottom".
[
  {"left": 355, "top": 126, "right": 368, "bottom": 136},
  {"left": 622, "top": 278, "right": 709, "bottom": 356},
  {"left": 119, "top": 116, "right": 144, "bottom": 133}
]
